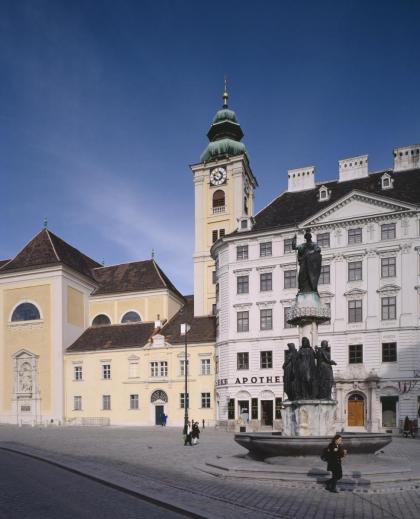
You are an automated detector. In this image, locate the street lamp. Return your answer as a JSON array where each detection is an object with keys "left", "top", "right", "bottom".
[{"left": 180, "top": 322, "right": 191, "bottom": 435}]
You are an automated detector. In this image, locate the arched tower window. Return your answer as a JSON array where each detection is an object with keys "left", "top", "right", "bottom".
[
  {"left": 11, "top": 303, "right": 41, "bottom": 322},
  {"left": 212, "top": 190, "right": 225, "bottom": 212},
  {"left": 121, "top": 311, "right": 141, "bottom": 324},
  {"left": 92, "top": 314, "right": 111, "bottom": 326}
]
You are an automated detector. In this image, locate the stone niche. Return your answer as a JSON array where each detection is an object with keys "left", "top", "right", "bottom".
[{"left": 282, "top": 400, "right": 337, "bottom": 436}]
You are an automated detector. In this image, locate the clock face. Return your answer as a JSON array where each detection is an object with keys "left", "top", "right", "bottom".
[{"left": 210, "top": 167, "right": 227, "bottom": 186}]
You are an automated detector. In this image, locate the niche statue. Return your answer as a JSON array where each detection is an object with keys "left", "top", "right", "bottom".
[
  {"left": 291, "top": 229, "right": 321, "bottom": 293},
  {"left": 282, "top": 337, "right": 337, "bottom": 401}
]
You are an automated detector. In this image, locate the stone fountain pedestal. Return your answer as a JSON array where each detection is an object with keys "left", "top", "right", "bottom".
[{"left": 282, "top": 399, "right": 337, "bottom": 436}]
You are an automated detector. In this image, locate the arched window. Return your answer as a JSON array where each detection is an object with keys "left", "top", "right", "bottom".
[
  {"left": 121, "top": 311, "right": 141, "bottom": 324},
  {"left": 92, "top": 314, "right": 111, "bottom": 326},
  {"left": 11, "top": 303, "right": 41, "bottom": 322},
  {"left": 212, "top": 190, "right": 225, "bottom": 208}
]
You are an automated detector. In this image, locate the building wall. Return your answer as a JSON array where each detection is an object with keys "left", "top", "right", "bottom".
[
  {"left": 64, "top": 341, "right": 216, "bottom": 426},
  {"left": 214, "top": 198, "right": 420, "bottom": 432}
]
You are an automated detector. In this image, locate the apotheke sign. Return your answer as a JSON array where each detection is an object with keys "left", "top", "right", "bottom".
[{"left": 217, "top": 376, "right": 281, "bottom": 387}]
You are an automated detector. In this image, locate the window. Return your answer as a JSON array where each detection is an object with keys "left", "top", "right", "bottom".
[
  {"left": 212, "top": 230, "right": 218, "bottom": 243},
  {"left": 284, "top": 307, "right": 294, "bottom": 329},
  {"left": 319, "top": 265, "right": 330, "bottom": 284},
  {"left": 102, "top": 395, "right": 111, "bottom": 410},
  {"left": 74, "top": 366, "right": 83, "bottom": 381},
  {"left": 201, "top": 358, "right": 211, "bottom": 375},
  {"left": 237, "top": 275, "right": 249, "bottom": 294},
  {"left": 381, "top": 296, "right": 396, "bottom": 320},
  {"left": 74, "top": 396, "right": 82, "bottom": 411},
  {"left": 121, "top": 311, "right": 141, "bottom": 323},
  {"left": 317, "top": 232, "right": 330, "bottom": 248},
  {"left": 260, "top": 272, "right": 272, "bottom": 291},
  {"left": 381, "top": 223, "right": 396, "bottom": 240},
  {"left": 284, "top": 270, "right": 297, "bottom": 289},
  {"left": 201, "top": 392, "right": 211, "bottom": 408},
  {"left": 130, "top": 394, "right": 139, "bottom": 409},
  {"left": 237, "top": 311, "right": 249, "bottom": 332},
  {"left": 348, "top": 228, "right": 362, "bottom": 244},
  {"left": 228, "top": 399, "right": 235, "bottom": 419},
  {"left": 260, "top": 308, "right": 273, "bottom": 330},
  {"left": 381, "top": 257, "right": 396, "bottom": 278},
  {"left": 92, "top": 314, "right": 111, "bottom": 326},
  {"left": 180, "top": 359, "right": 189, "bottom": 376},
  {"left": 215, "top": 355, "right": 219, "bottom": 374},
  {"left": 180, "top": 393, "right": 189, "bottom": 409},
  {"left": 275, "top": 398, "right": 282, "bottom": 420},
  {"left": 320, "top": 302, "right": 331, "bottom": 325},
  {"left": 260, "top": 351, "right": 273, "bottom": 369},
  {"left": 251, "top": 398, "right": 258, "bottom": 420},
  {"left": 212, "top": 270, "right": 216, "bottom": 284},
  {"left": 102, "top": 364, "right": 111, "bottom": 380},
  {"left": 160, "top": 361, "right": 168, "bottom": 377},
  {"left": 382, "top": 342, "right": 397, "bottom": 362},
  {"left": 348, "top": 300, "right": 362, "bottom": 323},
  {"left": 220, "top": 229, "right": 225, "bottom": 238},
  {"left": 284, "top": 238, "right": 294, "bottom": 254},
  {"left": 237, "top": 245, "right": 248, "bottom": 260},
  {"left": 237, "top": 352, "right": 249, "bottom": 370},
  {"left": 150, "top": 362, "right": 159, "bottom": 377},
  {"left": 212, "top": 189, "right": 225, "bottom": 208},
  {"left": 240, "top": 219, "right": 248, "bottom": 229},
  {"left": 260, "top": 241, "right": 272, "bottom": 257},
  {"left": 348, "top": 261, "right": 362, "bottom": 281},
  {"left": 11, "top": 302, "right": 41, "bottom": 322},
  {"left": 349, "top": 344, "right": 363, "bottom": 364},
  {"left": 212, "top": 303, "right": 217, "bottom": 316}
]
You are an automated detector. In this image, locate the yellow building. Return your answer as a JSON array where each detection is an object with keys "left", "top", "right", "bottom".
[{"left": 0, "top": 228, "right": 215, "bottom": 426}]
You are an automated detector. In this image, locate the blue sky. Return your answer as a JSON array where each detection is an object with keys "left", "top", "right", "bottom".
[{"left": 1, "top": 0, "right": 419, "bottom": 294}]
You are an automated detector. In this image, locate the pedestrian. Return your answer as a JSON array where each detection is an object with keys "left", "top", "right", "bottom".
[
  {"left": 324, "top": 433, "right": 346, "bottom": 493},
  {"left": 192, "top": 421, "right": 200, "bottom": 445},
  {"left": 202, "top": 419, "right": 205, "bottom": 429},
  {"left": 403, "top": 416, "right": 412, "bottom": 438},
  {"left": 163, "top": 414, "right": 168, "bottom": 426},
  {"left": 184, "top": 421, "right": 192, "bottom": 446}
]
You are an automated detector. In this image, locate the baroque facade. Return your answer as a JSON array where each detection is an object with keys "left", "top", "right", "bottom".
[
  {"left": 0, "top": 230, "right": 216, "bottom": 426},
  {"left": 211, "top": 142, "right": 420, "bottom": 433}
]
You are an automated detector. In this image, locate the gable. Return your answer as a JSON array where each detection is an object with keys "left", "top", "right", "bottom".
[{"left": 302, "top": 191, "right": 416, "bottom": 227}]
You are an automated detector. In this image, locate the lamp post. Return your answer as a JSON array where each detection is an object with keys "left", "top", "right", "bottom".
[{"left": 180, "top": 323, "right": 191, "bottom": 435}]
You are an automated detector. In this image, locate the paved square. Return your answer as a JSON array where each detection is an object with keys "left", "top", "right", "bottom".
[{"left": 0, "top": 425, "right": 419, "bottom": 518}]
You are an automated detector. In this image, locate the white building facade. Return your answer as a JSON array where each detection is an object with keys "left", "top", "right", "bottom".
[{"left": 212, "top": 145, "right": 420, "bottom": 434}]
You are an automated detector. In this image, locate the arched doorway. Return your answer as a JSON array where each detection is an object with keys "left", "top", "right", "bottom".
[
  {"left": 348, "top": 393, "right": 365, "bottom": 427},
  {"left": 151, "top": 390, "right": 168, "bottom": 425}
]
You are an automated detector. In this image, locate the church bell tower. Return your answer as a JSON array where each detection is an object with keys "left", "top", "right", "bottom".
[{"left": 190, "top": 83, "right": 258, "bottom": 316}]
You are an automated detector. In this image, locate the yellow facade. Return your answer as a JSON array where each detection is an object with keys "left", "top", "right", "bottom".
[
  {"left": 89, "top": 292, "right": 181, "bottom": 325},
  {"left": 67, "top": 286, "right": 84, "bottom": 327},
  {"left": 64, "top": 339, "right": 216, "bottom": 426}
]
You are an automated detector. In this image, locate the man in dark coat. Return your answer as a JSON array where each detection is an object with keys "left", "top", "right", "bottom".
[{"left": 325, "top": 434, "right": 346, "bottom": 492}]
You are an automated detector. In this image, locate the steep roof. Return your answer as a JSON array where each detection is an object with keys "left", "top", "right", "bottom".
[
  {"left": 92, "top": 260, "right": 184, "bottom": 300},
  {"left": 0, "top": 229, "right": 101, "bottom": 281},
  {"left": 160, "top": 296, "right": 216, "bottom": 345},
  {"left": 66, "top": 321, "right": 155, "bottom": 353},
  {"left": 252, "top": 168, "right": 420, "bottom": 232},
  {"left": 0, "top": 259, "right": 10, "bottom": 268}
]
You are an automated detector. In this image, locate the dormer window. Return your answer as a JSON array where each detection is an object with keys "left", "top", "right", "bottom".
[
  {"left": 318, "top": 185, "right": 330, "bottom": 202},
  {"left": 238, "top": 217, "right": 254, "bottom": 232},
  {"left": 381, "top": 173, "right": 393, "bottom": 190}
]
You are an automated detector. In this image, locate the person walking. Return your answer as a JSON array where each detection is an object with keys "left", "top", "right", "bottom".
[
  {"left": 192, "top": 421, "right": 200, "bottom": 445},
  {"left": 184, "top": 421, "right": 192, "bottom": 446},
  {"left": 325, "top": 434, "right": 346, "bottom": 493}
]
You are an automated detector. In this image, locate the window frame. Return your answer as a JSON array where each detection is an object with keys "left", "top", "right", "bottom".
[
  {"left": 381, "top": 223, "right": 396, "bottom": 240},
  {"left": 237, "top": 352, "right": 249, "bottom": 370},
  {"left": 260, "top": 272, "right": 272, "bottom": 292},
  {"left": 201, "top": 392, "right": 211, "bottom": 408},
  {"left": 382, "top": 342, "right": 397, "bottom": 363},
  {"left": 129, "top": 394, "right": 139, "bottom": 410},
  {"left": 102, "top": 394, "right": 111, "bottom": 410},
  {"left": 284, "top": 238, "right": 294, "bottom": 254},
  {"left": 74, "top": 365, "right": 83, "bottom": 381},
  {"left": 381, "top": 257, "right": 396, "bottom": 278},
  {"left": 348, "top": 299, "right": 363, "bottom": 323},
  {"left": 319, "top": 264, "right": 330, "bottom": 285},
  {"left": 260, "top": 308, "right": 273, "bottom": 330},
  {"left": 260, "top": 350, "right": 273, "bottom": 369},
  {"left": 348, "top": 261, "right": 362, "bottom": 281},
  {"left": 102, "top": 364, "right": 111, "bottom": 380},
  {"left": 200, "top": 358, "right": 211, "bottom": 375},
  {"left": 237, "top": 311, "right": 249, "bottom": 332},
  {"left": 381, "top": 296, "right": 396, "bottom": 321},
  {"left": 284, "top": 270, "right": 297, "bottom": 289},
  {"left": 73, "top": 395, "right": 82, "bottom": 411},
  {"left": 349, "top": 344, "right": 363, "bottom": 364},
  {"left": 237, "top": 275, "right": 249, "bottom": 294},
  {"left": 317, "top": 232, "right": 330, "bottom": 248},
  {"left": 348, "top": 227, "right": 362, "bottom": 244},
  {"left": 260, "top": 241, "right": 272, "bottom": 257},
  {"left": 236, "top": 245, "right": 249, "bottom": 260}
]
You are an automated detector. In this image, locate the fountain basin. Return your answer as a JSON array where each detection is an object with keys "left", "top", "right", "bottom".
[{"left": 234, "top": 432, "right": 392, "bottom": 459}]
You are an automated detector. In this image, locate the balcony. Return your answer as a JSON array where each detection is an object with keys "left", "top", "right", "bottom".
[{"left": 213, "top": 206, "right": 226, "bottom": 214}]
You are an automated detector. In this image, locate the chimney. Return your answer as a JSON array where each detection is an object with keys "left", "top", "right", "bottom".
[
  {"left": 393, "top": 144, "right": 420, "bottom": 172},
  {"left": 338, "top": 155, "right": 368, "bottom": 182},
  {"left": 287, "top": 166, "right": 315, "bottom": 192}
]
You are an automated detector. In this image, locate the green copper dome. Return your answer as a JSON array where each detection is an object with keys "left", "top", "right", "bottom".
[{"left": 200, "top": 87, "right": 248, "bottom": 163}]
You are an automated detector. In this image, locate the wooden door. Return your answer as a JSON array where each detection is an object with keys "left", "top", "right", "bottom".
[{"left": 348, "top": 399, "right": 364, "bottom": 426}]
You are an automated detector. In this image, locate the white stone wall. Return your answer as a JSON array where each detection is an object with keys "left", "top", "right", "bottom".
[{"left": 214, "top": 191, "right": 420, "bottom": 432}]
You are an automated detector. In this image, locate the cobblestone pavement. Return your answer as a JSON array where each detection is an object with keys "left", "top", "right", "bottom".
[{"left": 1, "top": 425, "right": 420, "bottom": 519}]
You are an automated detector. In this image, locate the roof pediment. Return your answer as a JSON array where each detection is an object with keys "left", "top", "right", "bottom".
[{"left": 301, "top": 190, "right": 416, "bottom": 227}]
